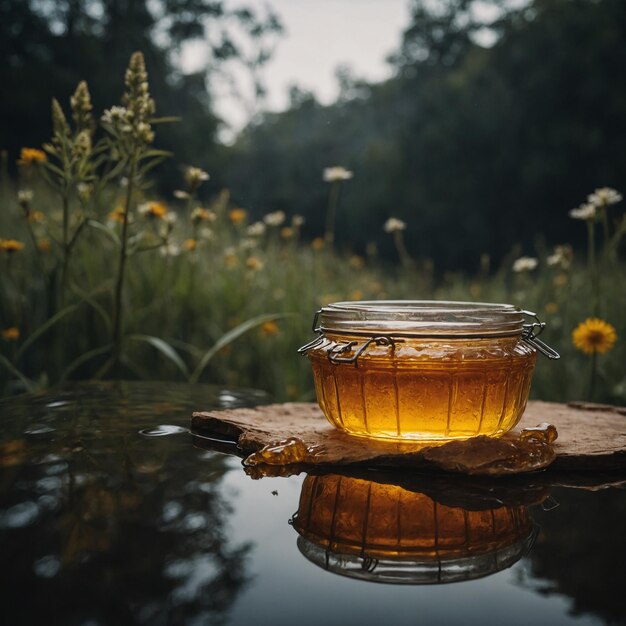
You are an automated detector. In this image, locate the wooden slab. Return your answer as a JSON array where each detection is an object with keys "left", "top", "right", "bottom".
[{"left": 191, "top": 400, "right": 626, "bottom": 475}]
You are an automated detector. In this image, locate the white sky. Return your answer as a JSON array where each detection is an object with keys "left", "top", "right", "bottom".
[{"left": 180, "top": 0, "right": 411, "bottom": 136}]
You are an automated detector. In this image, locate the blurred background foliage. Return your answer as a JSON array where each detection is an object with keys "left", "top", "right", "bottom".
[{"left": 1, "top": 0, "right": 624, "bottom": 402}]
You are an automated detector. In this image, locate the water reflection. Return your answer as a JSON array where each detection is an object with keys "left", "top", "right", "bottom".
[
  {"left": 291, "top": 473, "right": 538, "bottom": 584},
  {"left": 0, "top": 381, "right": 268, "bottom": 625}
]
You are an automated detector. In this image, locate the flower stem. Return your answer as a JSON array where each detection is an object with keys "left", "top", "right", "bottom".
[
  {"left": 324, "top": 182, "right": 341, "bottom": 245},
  {"left": 110, "top": 156, "right": 137, "bottom": 371},
  {"left": 588, "top": 351, "right": 597, "bottom": 401},
  {"left": 587, "top": 220, "right": 599, "bottom": 316}
]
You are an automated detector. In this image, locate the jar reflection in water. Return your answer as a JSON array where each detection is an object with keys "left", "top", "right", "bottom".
[
  {"left": 299, "top": 301, "right": 559, "bottom": 441},
  {"left": 291, "top": 474, "right": 536, "bottom": 584}
]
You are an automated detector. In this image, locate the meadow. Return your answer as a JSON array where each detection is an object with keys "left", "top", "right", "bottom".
[{"left": 1, "top": 54, "right": 624, "bottom": 405}]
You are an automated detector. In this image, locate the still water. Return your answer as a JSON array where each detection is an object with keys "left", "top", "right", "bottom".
[{"left": 0, "top": 382, "right": 624, "bottom": 626}]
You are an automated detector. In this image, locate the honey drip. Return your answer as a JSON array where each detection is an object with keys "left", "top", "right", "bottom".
[
  {"left": 244, "top": 437, "right": 321, "bottom": 466},
  {"left": 309, "top": 335, "right": 537, "bottom": 441}
]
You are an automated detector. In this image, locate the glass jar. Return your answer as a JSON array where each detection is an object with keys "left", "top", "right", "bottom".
[{"left": 298, "top": 301, "right": 559, "bottom": 441}]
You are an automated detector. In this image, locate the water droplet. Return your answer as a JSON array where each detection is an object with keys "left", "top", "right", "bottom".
[
  {"left": 0, "top": 501, "right": 39, "bottom": 529},
  {"left": 139, "top": 425, "right": 188, "bottom": 437},
  {"left": 24, "top": 424, "right": 55, "bottom": 436},
  {"left": 46, "top": 401, "right": 68, "bottom": 408},
  {"left": 34, "top": 555, "right": 60, "bottom": 578}
]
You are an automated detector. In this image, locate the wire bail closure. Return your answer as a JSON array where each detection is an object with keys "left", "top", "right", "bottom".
[
  {"left": 326, "top": 336, "right": 398, "bottom": 366},
  {"left": 521, "top": 310, "right": 560, "bottom": 360}
]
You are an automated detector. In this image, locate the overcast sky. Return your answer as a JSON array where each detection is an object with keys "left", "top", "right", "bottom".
[{"left": 181, "top": 0, "right": 410, "bottom": 135}]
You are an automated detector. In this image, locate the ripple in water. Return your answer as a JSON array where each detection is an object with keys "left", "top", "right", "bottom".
[{"left": 139, "top": 425, "right": 188, "bottom": 437}]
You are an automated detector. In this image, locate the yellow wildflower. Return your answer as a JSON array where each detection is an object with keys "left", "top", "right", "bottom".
[
  {"left": 182, "top": 238, "right": 197, "bottom": 252},
  {"left": 572, "top": 318, "right": 617, "bottom": 355},
  {"left": 18, "top": 147, "right": 47, "bottom": 166},
  {"left": 224, "top": 250, "right": 239, "bottom": 268},
  {"left": 229, "top": 208, "right": 247, "bottom": 224},
  {"left": 280, "top": 226, "right": 294, "bottom": 239},
  {"left": 191, "top": 207, "right": 216, "bottom": 224},
  {"left": 311, "top": 237, "right": 325, "bottom": 251},
  {"left": 28, "top": 211, "right": 46, "bottom": 223},
  {"left": 246, "top": 256, "right": 263, "bottom": 271},
  {"left": 2, "top": 327, "right": 20, "bottom": 341},
  {"left": 0, "top": 239, "right": 25, "bottom": 254},
  {"left": 545, "top": 302, "right": 559, "bottom": 314},
  {"left": 349, "top": 255, "right": 364, "bottom": 270},
  {"left": 350, "top": 289, "right": 364, "bottom": 300},
  {"left": 260, "top": 321, "right": 279, "bottom": 336},
  {"left": 37, "top": 238, "right": 52, "bottom": 253},
  {"left": 138, "top": 201, "right": 168, "bottom": 219},
  {"left": 107, "top": 206, "right": 126, "bottom": 224}
]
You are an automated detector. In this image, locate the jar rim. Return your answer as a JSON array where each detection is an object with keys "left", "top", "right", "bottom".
[{"left": 318, "top": 300, "right": 525, "bottom": 337}]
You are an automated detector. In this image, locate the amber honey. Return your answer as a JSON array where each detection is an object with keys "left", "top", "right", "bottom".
[
  {"left": 300, "top": 301, "right": 554, "bottom": 441},
  {"left": 292, "top": 474, "right": 535, "bottom": 582},
  {"left": 309, "top": 334, "right": 536, "bottom": 440}
]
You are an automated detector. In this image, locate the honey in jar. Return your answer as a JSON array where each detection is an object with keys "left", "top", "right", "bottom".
[{"left": 299, "top": 301, "right": 559, "bottom": 441}]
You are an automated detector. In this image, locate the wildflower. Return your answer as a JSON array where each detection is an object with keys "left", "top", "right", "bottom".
[
  {"left": 260, "top": 320, "right": 279, "bottom": 336},
  {"left": 246, "top": 256, "right": 264, "bottom": 271},
  {"left": 107, "top": 206, "right": 126, "bottom": 224},
  {"left": 2, "top": 327, "right": 20, "bottom": 341},
  {"left": 292, "top": 215, "right": 305, "bottom": 228},
  {"left": 138, "top": 201, "right": 168, "bottom": 220},
  {"left": 70, "top": 81, "right": 94, "bottom": 132},
  {"left": 199, "top": 227, "right": 214, "bottom": 241},
  {"left": 240, "top": 238, "right": 257, "bottom": 251},
  {"left": 323, "top": 166, "right": 353, "bottom": 182},
  {"left": 184, "top": 166, "right": 210, "bottom": 190},
  {"left": 28, "top": 211, "right": 46, "bottom": 223},
  {"left": 17, "top": 147, "right": 47, "bottom": 166},
  {"left": 224, "top": 247, "right": 239, "bottom": 268},
  {"left": 37, "top": 238, "right": 52, "bottom": 252},
  {"left": 182, "top": 238, "right": 197, "bottom": 252},
  {"left": 553, "top": 273, "right": 568, "bottom": 288},
  {"left": 512, "top": 256, "right": 538, "bottom": 272},
  {"left": 17, "top": 190, "right": 34, "bottom": 207},
  {"left": 191, "top": 207, "right": 216, "bottom": 224},
  {"left": 174, "top": 190, "right": 191, "bottom": 200},
  {"left": 587, "top": 187, "right": 622, "bottom": 208},
  {"left": 159, "top": 242, "right": 181, "bottom": 257},
  {"left": 246, "top": 222, "right": 266, "bottom": 237},
  {"left": 349, "top": 255, "right": 364, "bottom": 270},
  {"left": 229, "top": 208, "right": 247, "bottom": 225},
  {"left": 546, "top": 245, "right": 573, "bottom": 270},
  {"left": 569, "top": 203, "right": 596, "bottom": 221},
  {"left": 311, "top": 237, "right": 325, "bottom": 251},
  {"left": 101, "top": 106, "right": 129, "bottom": 126},
  {"left": 572, "top": 318, "right": 617, "bottom": 355},
  {"left": 77, "top": 182, "right": 93, "bottom": 201},
  {"left": 263, "top": 211, "right": 285, "bottom": 227},
  {"left": 383, "top": 217, "right": 406, "bottom": 233},
  {"left": 280, "top": 226, "right": 294, "bottom": 239},
  {"left": 545, "top": 302, "right": 559, "bottom": 314},
  {"left": 0, "top": 239, "right": 25, "bottom": 254},
  {"left": 350, "top": 289, "right": 364, "bottom": 300}
]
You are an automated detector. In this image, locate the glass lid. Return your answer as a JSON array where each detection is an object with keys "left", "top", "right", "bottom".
[{"left": 317, "top": 300, "right": 525, "bottom": 336}]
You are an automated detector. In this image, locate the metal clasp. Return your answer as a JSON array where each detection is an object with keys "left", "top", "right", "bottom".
[
  {"left": 327, "top": 336, "right": 398, "bottom": 367},
  {"left": 522, "top": 310, "right": 560, "bottom": 360}
]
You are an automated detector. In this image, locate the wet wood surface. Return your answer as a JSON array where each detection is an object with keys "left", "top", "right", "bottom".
[{"left": 191, "top": 400, "right": 626, "bottom": 476}]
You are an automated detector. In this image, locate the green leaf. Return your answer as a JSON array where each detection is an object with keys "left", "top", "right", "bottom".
[
  {"left": 0, "top": 355, "right": 34, "bottom": 391},
  {"left": 139, "top": 149, "right": 173, "bottom": 160},
  {"left": 189, "top": 313, "right": 289, "bottom": 384},
  {"left": 60, "top": 345, "right": 111, "bottom": 381},
  {"left": 149, "top": 116, "right": 181, "bottom": 124},
  {"left": 127, "top": 334, "right": 190, "bottom": 378},
  {"left": 15, "top": 303, "right": 79, "bottom": 361},
  {"left": 87, "top": 219, "right": 121, "bottom": 247},
  {"left": 137, "top": 156, "right": 168, "bottom": 178}
]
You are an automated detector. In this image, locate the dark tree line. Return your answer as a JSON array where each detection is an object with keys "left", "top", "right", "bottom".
[{"left": 224, "top": 0, "right": 626, "bottom": 270}]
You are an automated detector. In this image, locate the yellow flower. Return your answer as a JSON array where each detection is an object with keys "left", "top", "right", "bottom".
[
  {"left": 280, "top": 226, "right": 294, "bottom": 239},
  {"left": 2, "top": 327, "right": 20, "bottom": 341},
  {"left": 246, "top": 256, "right": 263, "bottom": 271},
  {"left": 138, "top": 201, "right": 168, "bottom": 219},
  {"left": 0, "top": 239, "right": 25, "bottom": 254},
  {"left": 349, "top": 255, "right": 364, "bottom": 269},
  {"left": 37, "top": 238, "right": 52, "bottom": 253},
  {"left": 28, "top": 211, "right": 46, "bottom": 223},
  {"left": 18, "top": 147, "right": 47, "bottom": 166},
  {"left": 229, "top": 208, "right": 247, "bottom": 224},
  {"left": 191, "top": 207, "right": 215, "bottom": 224},
  {"left": 572, "top": 318, "right": 617, "bottom": 355},
  {"left": 545, "top": 302, "right": 559, "bottom": 314},
  {"left": 182, "top": 238, "right": 197, "bottom": 251},
  {"left": 350, "top": 289, "right": 364, "bottom": 300},
  {"left": 311, "top": 237, "right": 325, "bottom": 251},
  {"left": 107, "top": 206, "right": 126, "bottom": 224},
  {"left": 260, "top": 321, "right": 279, "bottom": 336}
]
